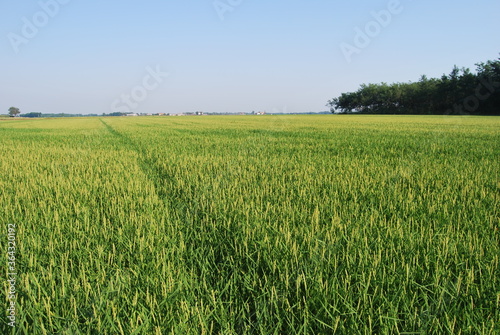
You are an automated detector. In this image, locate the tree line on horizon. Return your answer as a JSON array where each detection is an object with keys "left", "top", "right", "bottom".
[{"left": 328, "top": 57, "right": 500, "bottom": 115}]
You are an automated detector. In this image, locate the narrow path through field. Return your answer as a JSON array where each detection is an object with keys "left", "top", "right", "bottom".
[{"left": 99, "top": 118, "right": 171, "bottom": 200}]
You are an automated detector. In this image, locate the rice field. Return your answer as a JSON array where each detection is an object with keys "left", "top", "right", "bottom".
[{"left": 1, "top": 115, "right": 499, "bottom": 334}]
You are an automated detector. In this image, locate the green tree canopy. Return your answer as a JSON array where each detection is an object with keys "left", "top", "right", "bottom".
[
  {"left": 8, "top": 107, "right": 21, "bottom": 117},
  {"left": 328, "top": 56, "right": 500, "bottom": 115}
]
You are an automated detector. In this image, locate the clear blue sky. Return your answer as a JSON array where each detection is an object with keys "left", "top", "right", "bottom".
[{"left": 1, "top": 0, "right": 499, "bottom": 114}]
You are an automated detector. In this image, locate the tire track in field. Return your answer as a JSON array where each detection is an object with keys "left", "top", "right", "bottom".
[
  {"left": 100, "top": 119, "right": 214, "bottom": 225},
  {"left": 100, "top": 118, "right": 139, "bottom": 150},
  {"left": 99, "top": 119, "right": 171, "bottom": 200}
]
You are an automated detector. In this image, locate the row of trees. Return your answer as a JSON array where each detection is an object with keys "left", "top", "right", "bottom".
[
  {"left": 328, "top": 57, "right": 500, "bottom": 115},
  {"left": 5, "top": 107, "right": 102, "bottom": 118}
]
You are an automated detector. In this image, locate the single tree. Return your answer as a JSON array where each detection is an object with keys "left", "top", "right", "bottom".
[{"left": 8, "top": 107, "right": 20, "bottom": 117}]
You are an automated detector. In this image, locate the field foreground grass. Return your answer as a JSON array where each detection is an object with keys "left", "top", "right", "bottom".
[{"left": 1, "top": 115, "right": 499, "bottom": 334}]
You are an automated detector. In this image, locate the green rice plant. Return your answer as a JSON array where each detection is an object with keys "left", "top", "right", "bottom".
[{"left": 1, "top": 115, "right": 499, "bottom": 334}]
